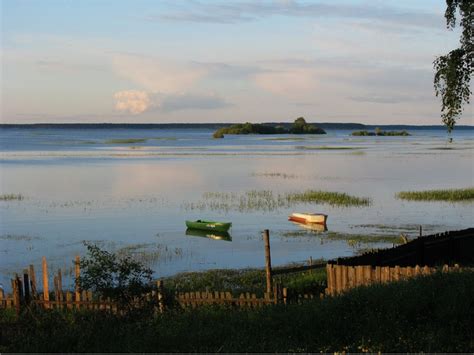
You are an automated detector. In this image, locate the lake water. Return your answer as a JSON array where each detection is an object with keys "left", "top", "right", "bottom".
[{"left": 1, "top": 126, "right": 473, "bottom": 289}]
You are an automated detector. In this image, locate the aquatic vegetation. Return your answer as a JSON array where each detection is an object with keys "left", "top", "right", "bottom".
[
  {"left": 115, "top": 242, "right": 187, "bottom": 266},
  {"left": 286, "top": 190, "right": 371, "bottom": 207},
  {"left": 0, "top": 234, "right": 41, "bottom": 241},
  {"left": 396, "top": 187, "right": 474, "bottom": 202},
  {"left": 324, "top": 232, "right": 402, "bottom": 244},
  {"left": 351, "top": 129, "right": 411, "bottom": 136},
  {"left": 0, "top": 194, "right": 24, "bottom": 201},
  {"left": 105, "top": 138, "right": 148, "bottom": 144},
  {"left": 295, "top": 146, "right": 359, "bottom": 150},
  {"left": 280, "top": 230, "right": 401, "bottom": 246},
  {"left": 152, "top": 137, "right": 177, "bottom": 141},
  {"left": 183, "top": 189, "right": 371, "bottom": 212},
  {"left": 251, "top": 172, "right": 299, "bottom": 179},
  {"left": 263, "top": 137, "right": 307, "bottom": 141}
]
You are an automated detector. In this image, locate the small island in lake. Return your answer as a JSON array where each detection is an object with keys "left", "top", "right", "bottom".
[
  {"left": 351, "top": 128, "right": 411, "bottom": 136},
  {"left": 213, "top": 117, "right": 326, "bottom": 138}
]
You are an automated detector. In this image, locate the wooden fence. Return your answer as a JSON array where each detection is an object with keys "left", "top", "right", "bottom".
[
  {"left": 0, "top": 256, "right": 321, "bottom": 314},
  {"left": 330, "top": 228, "right": 474, "bottom": 267},
  {"left": 325, "top": 263, "right": 461, "bottom": 296}
]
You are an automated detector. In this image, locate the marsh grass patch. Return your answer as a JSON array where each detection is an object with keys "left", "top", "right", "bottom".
[
  {"left": 396, "top": 187, "right": 474, "bottom": 202},
  {"left": 105, "top": 138, "right": 148, "bottom": 144},
  {"left": 251, "top": 172, "right": 300, "bottom": 179},
  {"left": 0, "top": 234, "right": 41, "bottom": 241},
  {"left": 0, "top": 194, "right": 24, "bottom": 201},
  {"left": 279, "top": 230, "right": 402, "bottom": 249},
  {"left": 295, "top": 145, "right": 360, "bottom": 150},
  {"left": 183, "top": 189, "right": 371, "bottom": 212}
]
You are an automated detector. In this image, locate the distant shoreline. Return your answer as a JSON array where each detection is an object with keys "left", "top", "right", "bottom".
[{"left": 1, "top": 123, "right": 473, "bottom": 130}]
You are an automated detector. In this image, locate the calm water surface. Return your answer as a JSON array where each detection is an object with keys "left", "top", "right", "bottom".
[{"left": 1, "top": 127, "right": 473, "bottom": 289}]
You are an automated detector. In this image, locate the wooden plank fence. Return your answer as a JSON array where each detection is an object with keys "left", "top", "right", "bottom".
[
  {"left": 325, "top": 263, "right": 462, "bottom": 296},
  {"left": 0, "top": 256, "right": 321, "bottom": 314}
]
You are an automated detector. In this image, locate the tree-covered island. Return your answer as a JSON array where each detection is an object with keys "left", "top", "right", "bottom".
[
  {"left": 351, "top": 127, "right": 411, "bottom": 136},
  {"left": 213, "top": 117, "right": 326, "bottom": 138}
]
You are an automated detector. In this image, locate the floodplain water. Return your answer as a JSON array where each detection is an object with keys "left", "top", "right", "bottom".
[{"left": 1, "top": 126, "right": 473, "bottom": 289}]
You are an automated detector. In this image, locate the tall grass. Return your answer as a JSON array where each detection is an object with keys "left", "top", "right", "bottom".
[
  {"left": 2, "top": 271, "right": 473, "bottom": 352},
  {"left": 396, "top": 187, "right": 474, "bottom": 202},
  {"left": 164, "top": 267, "right": 327, "bottom": 297},
  {"left": 286, "top": 190, "right": 371, "bottom": 207},
  {"left": 280, "top": 230, "right": 402, "bottom": 245},
  {"left": 183, "top": 190, "right": 371, "bottom": 212}
]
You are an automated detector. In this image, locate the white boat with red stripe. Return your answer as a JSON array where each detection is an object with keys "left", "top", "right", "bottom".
[{"left": 288, "top": 212, "right": 328, "bottom": 225}]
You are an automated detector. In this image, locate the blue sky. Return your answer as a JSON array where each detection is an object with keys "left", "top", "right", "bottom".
[{"left": 1, "top": 0, "right": 472, "bottom": 124}]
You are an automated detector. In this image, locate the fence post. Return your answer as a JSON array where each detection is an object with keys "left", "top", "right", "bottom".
[
  {"left": 12, "top": 278, "right": 20, "bottom": 315},
  {"left": 42, "top": 257, "right": 49, "bottom": 309},
  {"left": 157, "top": 280, "right": 165, "bottom": 313},
  {"left": 263, "top": 229, "right": 272, "bottom": 295},
  {"left": 308, "top": 256, "right": 313, "bottom": 274},
  {"left": 23, "top": 270, "right": 30, "bottom": 304},
  {"left": 75, "top": 256, "right": 81, "bottom": 302},
  {"left": 29, "top": 264, "right": 37, "bottom": 298},
  {"left": 58, "top": 269, "right": 63, "bottom": 302}
]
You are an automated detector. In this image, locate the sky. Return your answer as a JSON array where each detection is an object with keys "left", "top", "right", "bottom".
[{"left": 1, "top": 0, "right": 472, "bottom": 124}]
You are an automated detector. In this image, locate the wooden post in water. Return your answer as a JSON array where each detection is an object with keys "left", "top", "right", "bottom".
[
  {"left": 75, "top": 256, "right": 81, "bottom": 302},
  {"left": 419, "top": 225, "right": 422, "bottom": 237},
  {"left": 308, "top": 256, "right": 313, "bottom": 274},
  {"left": 263, "top": 229, "right": 273, "bottom": 295},
  {"left": 42, "top": 257, "right": 49, "bottom": 309}
]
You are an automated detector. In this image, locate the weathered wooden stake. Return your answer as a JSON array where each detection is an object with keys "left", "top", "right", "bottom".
[
  {"left": 263, "top": 229, "right": 272, "bottom": 295},
  {"left": 12, "top": 279, "right": 20, "bottom": 314},
  {"left": 419, "top": 225, "right": 422, "bottom": 237},
  {"left": 308, "top": 256, "right": 313, "bottom": 274},
  {"left": 75, "top": 256, "right": 81, "bottom": 302},
  {"left": 29, "top": 264, "right": 37, "bottom": 297},
  {"left": 57, "top": 269, "right": 63, "bottom": 302},
  {"left": 23, "top": 270, "right": 30, "bottom": 303},
  {"left": 42, "top": 256, "right": 49, "bottom": 308},
  {"left": 157, "top": 280, "right": 164, "bottom": 313}
]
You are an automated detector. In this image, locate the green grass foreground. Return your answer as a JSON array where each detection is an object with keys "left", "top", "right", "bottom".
[
  {"left": 396, "top": 187, "right": 474, "bottom": 202},
  {"left": 164, "top": 267, "right": 327, "bottom": 296},
  {"left": 2, "top": 271, "right": 473, "bottom": 352}
]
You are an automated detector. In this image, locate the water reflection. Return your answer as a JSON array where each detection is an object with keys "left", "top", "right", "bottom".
[
  {"left": 291, "top": 221, "right": 328, "bottom": 233},
  {"left": 185, "top": 228, "right": 232, "bottom": 241}
]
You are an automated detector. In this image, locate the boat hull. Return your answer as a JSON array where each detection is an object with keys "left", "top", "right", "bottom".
[
  {"left": 185, "top": 220, "right": 232, "bottom": 233},
  {"left": 288, "top": 213, "right": 327, "bottom": 224}
]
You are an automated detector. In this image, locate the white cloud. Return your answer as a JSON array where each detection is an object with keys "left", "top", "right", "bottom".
[{"left": 114, "top": 90, "right": 151, "bottom": 114}]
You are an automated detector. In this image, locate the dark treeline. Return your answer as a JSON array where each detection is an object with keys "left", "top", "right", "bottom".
[{"left": 1, "top": 123, "right": 473, "bottom": 130}]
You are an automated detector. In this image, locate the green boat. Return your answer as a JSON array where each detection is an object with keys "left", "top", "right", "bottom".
[{"left": 185, "top": 220, "right": 232, "bottom": 233}]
